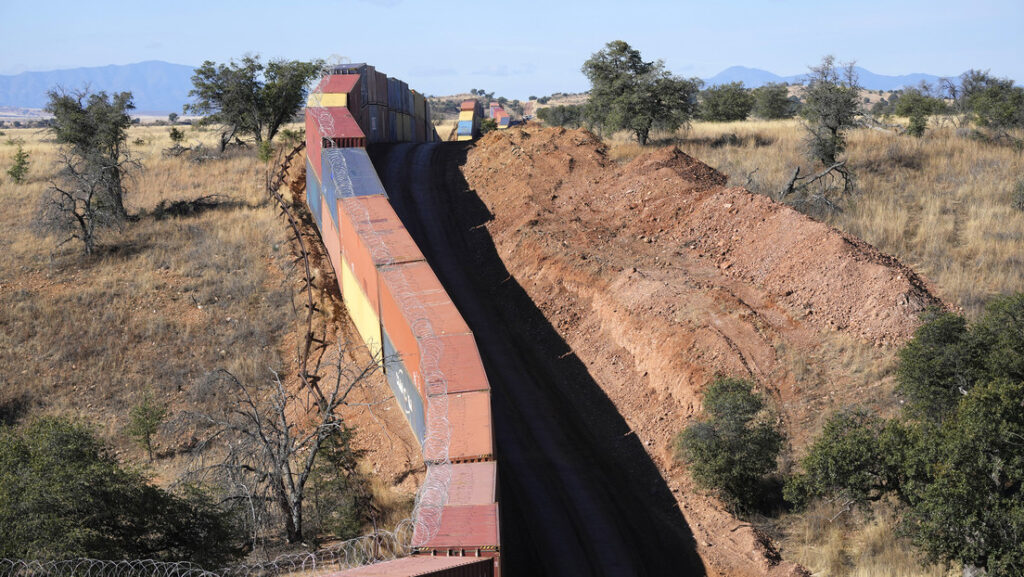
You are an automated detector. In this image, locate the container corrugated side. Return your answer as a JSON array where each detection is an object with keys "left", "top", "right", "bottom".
[
  {"left": 320, "top": 195, "right": 343, "bottom": 280},
  {"left": 304, "top": 112, "right": 323, "bottom": 181},
  {"left": 446, "top": 462, "right": 497, "bottom": 506},
  {"left": 322, "top": 148, "right": 387, "bottom": 199},
  {"left": 340, "top": 254, "right": 382, "bottom": 360},
  {"left": 431, "top": 391, "right": 493, "bottom": 462},
  {"left": 457, "top": 120, "right": 473, "bottom": 134},
  {"left": 458, "top": 110, "right": 475, "bottom": 122},
  {"left": 344, "top": 195, "right": 424, "bottom": 266},
  {"left": 327, "top": 556, "right": 493, "bottom": 577},
  {"left": 416, "top": 503, "right": 500, "bottom": 549},
  {"left": 383, "top": 328, "right": 426, "bottom": 444},
  {"left": 460, "top": 100, "right": 478, "bottom": 112},
  {"left": 305, "top": 157, "right": 323, "bottom": 230}
]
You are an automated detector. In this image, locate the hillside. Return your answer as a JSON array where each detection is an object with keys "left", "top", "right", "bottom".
[{"left": 453, "top": 125, "right": 944, "bottom": 576}]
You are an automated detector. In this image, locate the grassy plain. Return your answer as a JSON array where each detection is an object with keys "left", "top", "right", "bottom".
[{"left": 0, "top": 125, "right": 290, "bottom": 451}]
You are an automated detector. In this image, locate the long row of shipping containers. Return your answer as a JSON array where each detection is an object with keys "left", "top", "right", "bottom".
[
  {"left": 307, "top": 63, "right": 437, "bottom": 149},
  {"left": 305, "top": 67, "right": 500, "bottom": 575}
]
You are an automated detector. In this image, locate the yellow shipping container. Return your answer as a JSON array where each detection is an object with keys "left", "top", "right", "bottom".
[
  {"left": 306, "top": 93, "right": 348, "bottom": 108},
  {"left": 340, "top": 255, "right": 383, "bottom": 363},
  {"left": 457, "top": 134, "right": 473, "bottom": 142},
  {"left": 458, "top": 110, "right": 475, "bottom": 122}
]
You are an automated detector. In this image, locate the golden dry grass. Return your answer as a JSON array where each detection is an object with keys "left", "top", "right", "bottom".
[
  {"left": 773, "top": 499, "right": 955, "bottom": 577},
  {"left": 0, "top": 124, "right": 292, "bottom": 461},
  {"left": 605, "top": 119, "right": 1024, "bottom": 317}
]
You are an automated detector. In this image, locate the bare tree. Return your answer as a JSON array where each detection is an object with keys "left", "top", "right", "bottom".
[
  {"left": 36, "top": 150, "right": 127, "bottom": 255},
  {"left": 189, "top": 338, "right": 380, "bottom": 545}
]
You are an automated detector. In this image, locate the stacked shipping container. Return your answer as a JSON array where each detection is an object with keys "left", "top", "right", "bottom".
[
  {"left": 456, "top": 99, "right": 482, "bottom": 141},
  {"left": 305, "top": 68, "right": 499, "bottom": 575}
]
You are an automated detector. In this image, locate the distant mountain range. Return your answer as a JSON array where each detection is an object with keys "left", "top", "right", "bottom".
[
  {"left": 0, "top": 61, "right": 970, "bottom": 114},
  {"left": 0, "top": 61, "right": 195, "bottom": 113},
  {"left": 703, "top": 65, "right": 953, "bottom": 90}
]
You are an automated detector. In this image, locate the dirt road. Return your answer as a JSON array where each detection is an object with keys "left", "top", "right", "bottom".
[{"left": 371, "top": 142, "right": 705, "bottom": 576}]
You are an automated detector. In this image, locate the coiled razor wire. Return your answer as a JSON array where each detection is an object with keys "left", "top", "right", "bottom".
[
  {"left": 307, "top": 71, "right": 453, "bottom": 552},
  {"left": 0, "top": 523, "right": 412, "bottom": 577}
]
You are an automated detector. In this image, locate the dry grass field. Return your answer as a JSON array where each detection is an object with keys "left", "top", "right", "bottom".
[
  {"left": 0, "top": 124, "right": 292, "bottom": 463},
  {"left": 0, "top": 122, "right": 417, "bottom": 552},
  {"left": 607, "top": 119, "right": 1024, "bottom": 318}
]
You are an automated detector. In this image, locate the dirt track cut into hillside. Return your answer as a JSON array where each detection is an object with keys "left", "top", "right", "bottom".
[
  {"left": 439, "top": 126, "right": 942, "bottom": 576},
  {"left": 348, "top": 125, "right": 946, "bottom": 575}
]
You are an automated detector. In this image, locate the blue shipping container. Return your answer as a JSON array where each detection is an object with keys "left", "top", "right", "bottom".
[
  {"left": 383, "top": 329, "right": 426, "bottom": 444},
  {"left": 322, "top": 148, "right": 388, "bottom": 201},
  {"left": 457, "top": 120, "right": 474, "bottom": 135},
  {"left": 305, "top": 157, "right": 323, "bottom": 230}
]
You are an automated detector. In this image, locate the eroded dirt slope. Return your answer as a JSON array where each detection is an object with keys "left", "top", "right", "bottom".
[{"left": 459, "top": 126, "right": 944, "bottom": 576}]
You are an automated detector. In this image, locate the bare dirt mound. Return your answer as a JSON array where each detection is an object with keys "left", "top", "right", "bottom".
[{"left": 460, "top": 126, "right": 945, "bottom": 577}]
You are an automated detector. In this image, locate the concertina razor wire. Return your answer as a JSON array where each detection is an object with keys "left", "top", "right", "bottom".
[{"left": 0, "top": 523, "right": 411, "bottom": 577}]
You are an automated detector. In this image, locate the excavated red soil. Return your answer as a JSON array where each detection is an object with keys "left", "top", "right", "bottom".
[{"left": 459, "top": 126, "right": 945, "bottom": 577}]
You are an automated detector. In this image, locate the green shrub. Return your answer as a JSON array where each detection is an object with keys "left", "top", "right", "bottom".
[
  {"left": 6, "top": 144, "right": 29, "bottom": 183},
  {"left": 1013, "top": 180, "right": 1024, "bottom": 212},
  {"left": 0, "top": 417, "right": 243, "bottom": 565},
  {"left": 676, "top": 377, "right": 783, "bottom": 512}
]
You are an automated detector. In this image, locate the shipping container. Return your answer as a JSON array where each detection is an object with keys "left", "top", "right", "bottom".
[
  {"left": 445, "top": 391, "right": 494, "bottom": 462},
  {"left": 308, "top": 106, "right": 366, "bottom": 151},
  {"left": 320, "top": 195, "right": 343, "bottom": 278},
  {"left": 383, "top": 329, "right": 427, "bottom": 444},
  {"left": 457, "top": 120, "right": 473, "bottom": 135},
  {"left": 313, "top": 73, "right": 360, "bottom": 95},
  {"left": 458, "top": 110, "right": 475, "bottom": 122},
  {"left": 345, "top": 195, "right": 424, "bottom": 265},
  {"left": 322, "top": 148, "right": 387, "bottom": 200},
  {"left": 377, "top": 261, "right": 490, "bottom": 400},
  {"left": 413, "top": 91, "right": 426, "bottom": 120},
  {"left": 446, "top": 462, "right": 497, "bottom": 506},
  {"left": 460, "top": 100, "right": 478, "bottom": 112},
  {"left": 389, "top": 110, "right": 398, "bottom": 141},
  {"left": 375, "top": 71, "right": 388, "bottom": 106},
  {"left": 416, "top": 503, "right": 500, "bottom": 549},
  {"left": 305, "top": 157, "right": 322, "bottom": 230},
  {"left": 304, "top": 112, "right": 323, "bottom": 181},
  {"left": 340, "top": 254, "right": 383, "bottom": 359},
  {"left": 328, "top": 556, "right": 493, "bottom": 577},
  {"left": 403, "top": 115, "right": 412, "bottom": 142}
]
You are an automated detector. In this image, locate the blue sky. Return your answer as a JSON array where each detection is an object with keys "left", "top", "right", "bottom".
[{"left": 1, "top": 0, "right": 1021, "bottom": 99}]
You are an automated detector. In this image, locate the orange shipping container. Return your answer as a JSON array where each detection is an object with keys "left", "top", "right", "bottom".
[
  {"left": 416, "top": 503, "right": 500, "bottom": 549},
  {"left": 428, "top": 390, "right": 493, "bottom": 462},
  {"left": 378, "top": 261, "right": 490, "bottom": 401}
]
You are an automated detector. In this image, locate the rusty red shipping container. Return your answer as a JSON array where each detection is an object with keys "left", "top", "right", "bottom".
[
  {"left": 446, "top": 462, "right": 496, "bottom": 506},
  {"left": 416, "top": 503, "right": 500, "bottom": 550},
  {"left": 460, "top": 100, "right": 477, "bottom": 112},
  {"left": 326, "top": 556, "right": 493, "bottom": 577},
  {"left": 430, "top": 391, "right": 493, "bottom": 463},
  {"left": 314, "top": 74, "right": 360, "bottom": 95},
  {"left": 377, "top": 262, "right": 490, "bottom": 402},
  {"left": 338, "top": 196, "right": 424, "bottom": 324}
]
